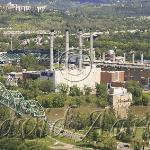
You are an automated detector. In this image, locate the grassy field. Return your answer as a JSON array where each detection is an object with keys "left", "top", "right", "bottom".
[
  {"left": 26, "top": 136, "right": 55, "bottom": 147},
  {"left": 46, "top": 105, "right": 150, "bottom": 122},
  {"left": 46, "top": 106, "right": 105, "bottom": 122},
  {"left": 130, "top": 106, "right": 150, "bottom": 117}
]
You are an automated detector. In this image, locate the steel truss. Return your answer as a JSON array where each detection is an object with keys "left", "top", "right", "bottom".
[{"left": 0, "top": 82, "right": 45, "bottom": 117}]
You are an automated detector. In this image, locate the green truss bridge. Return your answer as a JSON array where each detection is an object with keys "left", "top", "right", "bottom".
[{"left": 0, "top": 82, "right": 45, "bottom": 117}]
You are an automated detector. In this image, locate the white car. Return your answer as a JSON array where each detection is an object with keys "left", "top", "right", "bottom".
[{"left": 117, "top": 142, "right": 131, "bottom": 150}]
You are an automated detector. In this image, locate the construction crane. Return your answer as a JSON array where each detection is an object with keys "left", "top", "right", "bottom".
[{"left": 0, "top": 82, "right": 45, "bottom": 117}]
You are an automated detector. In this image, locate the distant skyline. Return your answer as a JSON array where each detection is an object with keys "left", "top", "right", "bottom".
[
  {"left": 79, "top": 0, "right": 111, "bottom": 3},
  {"left": 1, "top": 0, "right": 118, "bottom": 4},
  {"left": 1, "top": 0, "right": 144, "bottom": 4}
]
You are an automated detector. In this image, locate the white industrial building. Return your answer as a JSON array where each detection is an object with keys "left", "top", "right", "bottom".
[
  {"left": 40, "top": 29, "right": 101, "bottom": 90},
  {"left": 40, "top": 67, "right": 101, "bottom": 90}
]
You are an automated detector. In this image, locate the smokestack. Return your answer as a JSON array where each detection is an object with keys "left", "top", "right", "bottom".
[
  {"left": 79, "top": 29, "right": 83, "bottom": 70},
  {"left": 90, "top": 29, "right": 95, "bottom": 63},
  {"left": 132, "top": 53, "right": 135, "bottom": 64},
  {"left": 102, "top": 52, "right": 105, "bottom": 61},
  {"left": 141, "top": 53, "right": 144, "bottom": 64},
  {"left": 65, "top": 29, "right": 69, "bottom": 69},
  {"left": 50, "top": 30, "right": 54, "bottom": 71},
  {"left": 123, "top": 53, "right": 126, "bottom": 63}
]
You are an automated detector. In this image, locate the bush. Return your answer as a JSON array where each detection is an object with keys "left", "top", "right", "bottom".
[
  {"left": 0, "top": 76, "right": 6, "bottom": 85},
  {"left": 37, "top": 93, "right": 65, "bottom": 108},
  {"left": 0, "top": 138, "right": 49, "bottom": 150},
  {"left": 96, "top": 97, "right": 108, "bottom": 107},
  {"left": 125, "top": 80, "right": 143, "bottom": 105},
  {"left": 134, "top": 141, "right": 142, "bottom": 150},
  {"left": 84, "top": 86, "right": 92, "bottom": 95},
  {"left": 57, "top": 83, "right": 69, "bottom": 95},
  {"left": 65, "top": 96, "right": 81, "bottom": 107},
  {"left": 52, "top": 94, "right": 65, "bottom": 107},
  {"left": 20, "top": 54, "right": 38, "bottom": 70},
  {"left": 96, "top": 83, "right": 108, "bottom": 98},
  {"left": 0, "top": 104, "right": 10, "bottom": 121},
  {"left": 69, "top": 85, "right": 82, "bottom": 96},
  {"left": 37, "top": 79, "right": 54, "bottom": 92},
  {"left": 142, "top": 93, "right": 150, "bottom": 106},
  {"left": 0, "top": 138, "right": 22, "bottom": 150},
  {"left": 3, "top": 64, "right": 16, "bottom": 74}
]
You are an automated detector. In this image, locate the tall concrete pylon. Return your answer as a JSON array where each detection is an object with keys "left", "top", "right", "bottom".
[
  {"left": 90, "top": 29, "right": 95, "bottom": 63},
  {"left": 50, "top": 30, "right": 54, "bottom": 71},
  {"left": 79, "top": 29, "right": 83, "bottom": 70},
  {"left": 132, "top": 53, "right": 135, "bottom": 64},
  {"left": 141, "top": 53, "right": 144, "bottom": 64},
  {"left": 65, "top": 29, "right": 69, "bottom": 69}
]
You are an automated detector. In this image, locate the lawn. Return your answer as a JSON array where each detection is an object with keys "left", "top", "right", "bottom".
[
  {"left": 46, "top": 106, "right": 104, "bottom": 122},
  {"left": 130, "top": 106, "right": 150, "bottom": 117}
]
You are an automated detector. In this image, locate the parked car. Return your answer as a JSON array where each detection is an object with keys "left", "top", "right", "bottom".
[{"left": 117, "top": 142, "right": 131, "bottom": 150}]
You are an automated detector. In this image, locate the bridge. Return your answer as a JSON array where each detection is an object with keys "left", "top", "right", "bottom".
[{"left": 0, "top": 82, "right": 45, "bottom": 117}]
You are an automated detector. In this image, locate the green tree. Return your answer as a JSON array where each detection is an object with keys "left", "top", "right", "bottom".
[
  {"left": 69, "top": 85, "right": 82, "bottom": 96},
  {"left": 3, "top": 64, "right": 16, "bottom": 74},
  {"left": 134, "top": 141, "right": 142, "bottom": 150},
  {"left": 37, "top": 79, "right": 54, "bottom": 92},
  {"left": 0, "top": 76, "right": 6, "bottom": 85},
  {"left": 96, "top": 97, "right": 109, "bottom": 107},
  {"left": 36, "top": 94, "right": 54, "bottom": 108},
  {"left": 57, "top": 83, "right": 69, "bottom": 95},
  {"left": 91, "top": 130, "right": 99, "bottom": 141},
  {"left": 101, "top": 109, "right": 116, "bottom": 132},
  {"left": 52, "top": 94, "right": 65, "bottom": 107},
  {"left": 65, "top": 111, "right": 84, "bottom": 131},
  {"left": 65, "top": 96, "right": 81, "bottom": 107},
  {"left": 96, "top": 84, "right": 108, "bottom": 98},
  {"left": 20, "top": 54, "right": 38, "bottom": 70},
  {"left": 84, "top": 86, "right": 92, "bottom": 95},
  {"left": 125, "top": 80, "right": 143, "bottom": 105},
  {"left": 37, "top": 93, "right": 65, "bottom": 108},
  {"left": 0, "top": 104, "right": 10, "bottom": 121},
  {"left": 0, "top": 138, "right": 49, "bottom": 150},
  {"left": 95, "top": 84, "right": 108, "bottom": 107},
  {"left": 142, "top": 93, "right": 150, "bottom": 106}
]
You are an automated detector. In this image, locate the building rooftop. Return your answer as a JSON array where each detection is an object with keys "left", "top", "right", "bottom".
[{"left": 101, "top": 70, "right": 124, "bottom": 73}]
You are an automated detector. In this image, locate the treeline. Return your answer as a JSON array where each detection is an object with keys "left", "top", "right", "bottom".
[
  {"left": 1, "top": 7, "right": 150, "bottom": 32},
  {"left": 93, "top": 31, "right": 150, "bottom": 60},
  {"left": 0, "top": 138, "right": 50, "bottom": 150}
]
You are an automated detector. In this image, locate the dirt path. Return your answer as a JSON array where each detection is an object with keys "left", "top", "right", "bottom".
[{"left": 48, "top": 136, "right": 83, "bottom": 150}]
